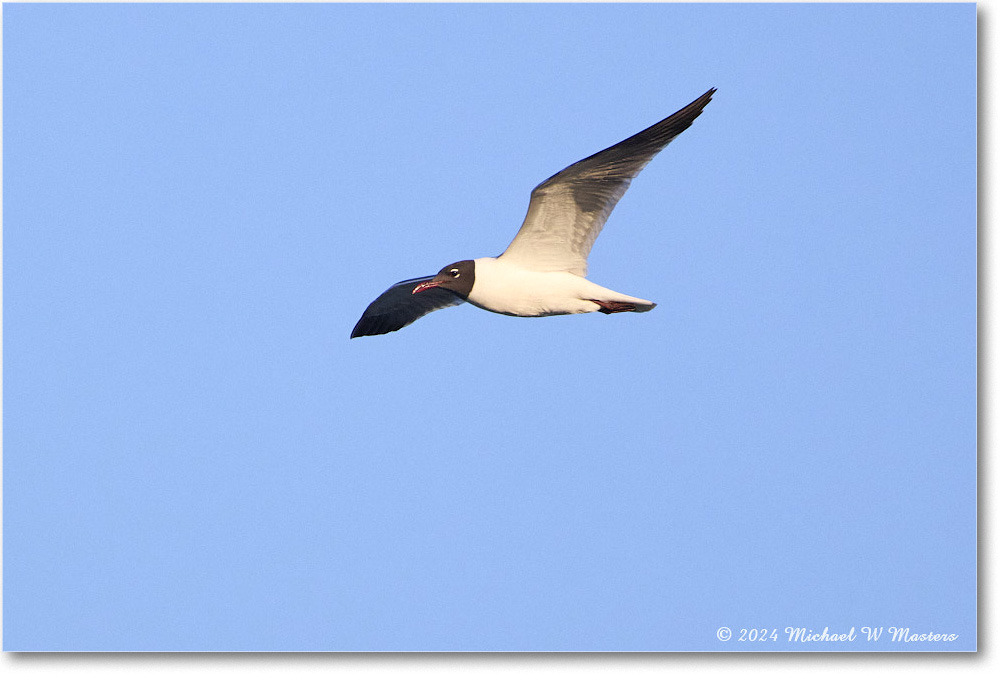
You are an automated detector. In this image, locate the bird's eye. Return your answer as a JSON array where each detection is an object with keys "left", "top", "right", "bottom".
[{"left": 449, "top": 269, "right": 460, "bottom": 278}]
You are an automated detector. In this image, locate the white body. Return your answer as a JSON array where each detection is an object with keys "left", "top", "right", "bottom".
[{"left": 467, "top": 257, "right": 654, "bottom": 317}]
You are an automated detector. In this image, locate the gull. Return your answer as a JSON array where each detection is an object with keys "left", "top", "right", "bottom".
[{"left": 351, "top": 88, "right": 715, "bottom": 338}]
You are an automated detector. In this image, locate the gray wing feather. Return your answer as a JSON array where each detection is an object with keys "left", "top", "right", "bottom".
[
  {"left": 351, "top": 276, "right": 465, "bottom": 338},
  {"left": 499, "top": 88, "right": 715, "bottom": 276}
]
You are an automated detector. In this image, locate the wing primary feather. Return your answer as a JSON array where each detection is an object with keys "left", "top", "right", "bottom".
[
  {"left": 351, "top": 276, "right": 465, "bottom": 338},
  {"left": 499, "top": 88, "right": 715, "bottom": 276},
  {"left": 539, "top": 87, "right": 717, "bottom": 193}
]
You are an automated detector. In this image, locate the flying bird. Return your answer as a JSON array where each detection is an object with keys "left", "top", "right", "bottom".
[{"left": 351, "top": 88, "right": 715, "bottom": 338}]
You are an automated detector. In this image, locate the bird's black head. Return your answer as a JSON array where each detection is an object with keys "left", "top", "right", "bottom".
[{"left": 412, "top": 259, "right": 476, "bottom": 299}]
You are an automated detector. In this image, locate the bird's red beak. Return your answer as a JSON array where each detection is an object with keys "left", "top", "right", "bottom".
[{"left": 412, "top": 280, "right": 441, "bottom": 294}]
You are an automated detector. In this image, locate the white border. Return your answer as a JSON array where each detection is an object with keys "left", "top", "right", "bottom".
[{"left": 0, "top": 2, "right": 989, "bottom": 673}]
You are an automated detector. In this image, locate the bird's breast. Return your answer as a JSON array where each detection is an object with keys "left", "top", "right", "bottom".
[{"left": 466, "top": 258, "right": 599, "bottom": 317}]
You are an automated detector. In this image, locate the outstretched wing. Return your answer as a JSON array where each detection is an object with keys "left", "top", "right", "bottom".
[
  {"left": 499, "top": 88, "right": 715, "bottom": 277},
  {"left": 351, "top": 276, "right": 465, "bottom": 338}
]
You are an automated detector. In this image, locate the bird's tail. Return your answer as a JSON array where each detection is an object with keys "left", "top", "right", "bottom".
[{"left": 593, "top": 300, "right": 656, "bottom": 314}]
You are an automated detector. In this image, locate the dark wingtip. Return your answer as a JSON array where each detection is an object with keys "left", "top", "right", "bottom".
[
  {"left": 350, "top": 320, "right": 386, "bottom": 339},
  {"left": 350, "top": 318, "right": 375, "bottom": 339},
  {"left": 682, "top": 87, "right": 716, "bottom": 118},
  {"left": 351, "top": 314, "right": 407, "bottom": 339}
]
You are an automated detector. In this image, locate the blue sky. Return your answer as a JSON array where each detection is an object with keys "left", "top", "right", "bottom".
[{"left": 3, "top": 3, "right": 976, "bottom": 651}]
